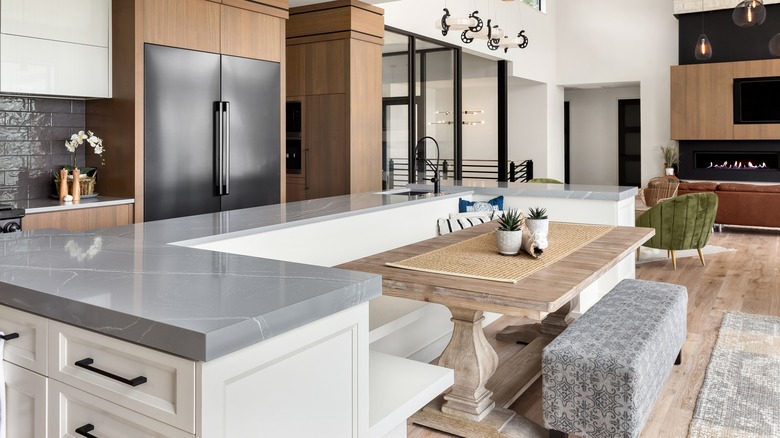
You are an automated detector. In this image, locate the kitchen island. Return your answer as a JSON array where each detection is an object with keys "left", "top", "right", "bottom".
[
  {"left": 0, "top": 185, "right": 636, "bottom": 437},
  {"left": 0, "top": 191, "right": 463, "bottom": 438}
]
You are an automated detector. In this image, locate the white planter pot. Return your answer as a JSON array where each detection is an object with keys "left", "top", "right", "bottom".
[
  {"left": 495, "top": 229, "right": 522, "bottom": 255},
  {"left": 526, "top": 219, "right": 549, "bottom": 250},
  {"left": 665, "top": 167, "right": 675, "bottom": 176}
]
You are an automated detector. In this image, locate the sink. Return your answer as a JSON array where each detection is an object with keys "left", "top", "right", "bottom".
[{"left": 375, "top": 189, "right": 432, "bottom": 196}]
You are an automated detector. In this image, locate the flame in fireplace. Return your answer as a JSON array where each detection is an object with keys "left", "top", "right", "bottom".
[{"left": 707, "top": 160, "right": 769, "bottom": 170}]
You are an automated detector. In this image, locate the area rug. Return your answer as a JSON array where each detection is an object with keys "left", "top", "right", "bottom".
[
  {"left": 636, "top": 245, "right": 735, "bottom": 265},
  {"left": 688, "top": 312, "right": 780, "bottom": 437}
]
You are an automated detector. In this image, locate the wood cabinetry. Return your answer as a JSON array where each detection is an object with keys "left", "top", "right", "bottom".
[
  {"left": 87, "top": 0, "right": 288, "bottom": 222},
  {"left": 670, "top": 59, "right": 780, "bottom": 140},
  {"left": 285, "top": 1, "right": 383, "bottom": 202},
  {"left": 24, "top": 204, "right": 134, "bottom": 232}
]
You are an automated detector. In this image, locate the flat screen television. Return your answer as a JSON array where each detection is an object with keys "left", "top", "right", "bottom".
[{"left": 734, "top": 77, "right": 780, "bottom": 124}]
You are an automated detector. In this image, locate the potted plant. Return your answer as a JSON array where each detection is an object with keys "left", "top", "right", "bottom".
[
  {"left": 526, "top": 207, "right": 549, "bottom": 249},
  {"left": 496, "top": 208, "right": 524, "bottom": 255},
  {"left": 54, "top": 130, "right": 106, "bottom": 197},
  {"left": 660, "top": 143, "right": 679, "bottom": 176}
]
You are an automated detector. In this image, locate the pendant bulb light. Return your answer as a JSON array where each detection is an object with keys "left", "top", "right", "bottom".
[
  {"left": 695, "top": 0, "right": 712, "bottom": 62},
  {"left": 770, "top": 33, "right": 780, "bottom": 57},
  {"left": 732, "top": 0, "right": 766, "bottom": 27},
  {"left": 695, "top": 34, "right": 713, "bottom": 60}
]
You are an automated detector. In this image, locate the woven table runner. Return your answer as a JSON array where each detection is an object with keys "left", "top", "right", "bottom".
[{"left": 386, "top": 222, "right": 615, "bottom": 283}]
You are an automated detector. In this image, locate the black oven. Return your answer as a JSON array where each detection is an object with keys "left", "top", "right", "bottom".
[
  {"left": 286, "top": 138, "right": 302, "bottom": 174},
  {"left": 286, "top": 101, "right": 302, "bottom": 174}
]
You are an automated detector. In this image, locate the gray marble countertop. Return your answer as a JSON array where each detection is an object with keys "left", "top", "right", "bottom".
[
  {"left": 0, "top": 191, "right": 462, "bottom": 361},
  {"left": 408, "top": 180, "right": 638, "bottom": 201},
  {"left": 17, "top": 196, "right": 135, "bottom": 214}
]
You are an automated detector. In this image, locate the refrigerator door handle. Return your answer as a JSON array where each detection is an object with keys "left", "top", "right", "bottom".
[
  {"left": 214, "top": 102, "right": 223, "bottom": 196},
  {"left": 223, "top": 101, "right": 230, "bottom": 195}
]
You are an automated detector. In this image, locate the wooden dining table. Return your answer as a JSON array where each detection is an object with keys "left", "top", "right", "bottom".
[{"left": 339, "top": 221, "right": 654, "bottom": 438}]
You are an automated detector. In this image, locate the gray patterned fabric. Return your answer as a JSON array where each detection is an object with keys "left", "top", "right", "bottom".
[{"left": 542, "top": 279, "right": 687, "bottom": 438}]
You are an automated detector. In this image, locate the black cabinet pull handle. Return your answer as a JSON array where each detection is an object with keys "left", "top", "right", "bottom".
[
  {"left": 0, "top": 333, "right": 19, "bottom": 341},
  {"left": 75, "top": 424, "right": 98, "bottom": 438},
  {"left": 75, "top": 358, "right": 147, "bottom": 387}
]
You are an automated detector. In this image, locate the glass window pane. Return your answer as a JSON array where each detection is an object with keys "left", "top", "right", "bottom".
[
  {"left": 382, "top": 32, "right": 409, "bottom": 98},
  {"left": 418, "top": 45, "right": 455, "bottom": 182}
]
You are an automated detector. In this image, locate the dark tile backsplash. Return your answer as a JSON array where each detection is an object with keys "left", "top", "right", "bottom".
[{"left": 0, "top": 96, "right": 86, "bottom": 202}]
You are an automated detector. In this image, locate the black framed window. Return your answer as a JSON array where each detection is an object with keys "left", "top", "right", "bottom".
[{"left": 382, "top": 27, "right": 463, "bottom": 188}]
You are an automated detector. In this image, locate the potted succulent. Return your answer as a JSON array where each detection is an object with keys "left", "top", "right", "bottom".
[
  {"left": 660, "top": 143, "right": 679, "bottom": 176},
  {"left": 526, "top": 207, "right": 549, "bottom": 250},
  {"left": 495, "top": 208, "right": 524, "bottom": 255}
]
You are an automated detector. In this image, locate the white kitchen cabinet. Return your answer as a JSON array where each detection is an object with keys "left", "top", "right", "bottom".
[
  {"left": 0, "top": 304, "right": 47, "bottom": 375},
  {"left": 1, "top": 0, "right": 109, "bottom": 47},
  {"left": 0, "top": 34, "right": 109, "bottom": 98},
  {"left": 0, "top": 0, "right": 110, "bottom": 97},
  {"left": 48, "top": 379, "right": 192, "bottom": 438},
  {"left": 0, "top": 301, "right": 371, "bottom": 438},
  {"left": 48, "top": 320, "right": 196, "bottom": 433},
  {"left": 200, "top": 302, "right": 369, "bottom": 438},
  {"left": 4, "top": 361, "right": 47, "bottom": 438}
]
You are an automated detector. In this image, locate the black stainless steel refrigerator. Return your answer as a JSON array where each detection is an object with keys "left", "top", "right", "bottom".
[{"left": 144, "top": 44, "right": 280, "bottom": 222}]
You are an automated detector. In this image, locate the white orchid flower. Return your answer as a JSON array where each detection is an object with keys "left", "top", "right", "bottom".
[{"left": 65, "top": 140, "right": 77, "bottom": 153}]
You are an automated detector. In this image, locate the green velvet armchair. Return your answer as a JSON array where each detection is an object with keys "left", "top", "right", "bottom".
[
  {"left": 635, "top": 192, "right": 719, "bottom": 269},
  {"left": 527, "top": 178, "right": 563, "bottom": 184}
]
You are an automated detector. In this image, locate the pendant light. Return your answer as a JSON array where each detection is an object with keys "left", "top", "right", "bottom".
[
  {"left": 438, "top": 8, "right": 482, "bottom": 36},
  {"left": 732, "top": 0, "right": 766, "bottom": 27},
  {"left": 695, "top": 1, "right": 713, "bottom": 61},
  {"left": 770, "top": 33, "right": 780, "bottom": 57}
]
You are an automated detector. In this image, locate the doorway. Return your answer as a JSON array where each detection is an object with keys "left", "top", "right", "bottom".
[{"left": 618, "top": 99, "right": 641, "bottom": 187}]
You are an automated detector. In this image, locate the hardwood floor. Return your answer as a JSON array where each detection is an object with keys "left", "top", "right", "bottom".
[{"left": 408, "top": 227, "right": 780, "bottom": 438}]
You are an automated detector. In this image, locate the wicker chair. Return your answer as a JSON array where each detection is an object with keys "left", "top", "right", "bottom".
[
  {"left": 639, "top": 176, "right": 679, "bottom": 207},
  {"left": 636, "top": 193, "right": 719, "bottom": 269}
]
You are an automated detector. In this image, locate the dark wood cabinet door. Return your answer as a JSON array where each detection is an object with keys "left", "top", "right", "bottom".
[{"left": 304, "top": 94, "right": 348, "bottom": 200}]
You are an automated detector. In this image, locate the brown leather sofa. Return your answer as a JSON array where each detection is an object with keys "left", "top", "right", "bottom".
[{"left": 677, "top": 181, "right": 780, "bottom": 228}]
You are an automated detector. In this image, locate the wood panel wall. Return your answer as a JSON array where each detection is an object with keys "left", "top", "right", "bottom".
[
  {"left": 349, "top": 39, "right": 382, "bottom": 194},
  {"left": 286, "top": 0, "right": 383, "bottom": 199},
  {"left": 671, "top": 58, "right": 780, "bottom": 141}
]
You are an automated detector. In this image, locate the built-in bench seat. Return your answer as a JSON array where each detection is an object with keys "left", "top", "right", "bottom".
[
  {"left": 369, "top": 351, "right": 453, "bottom": 438},
  {"left": 542, "top": 279, "right": 687, "bottom": 438}
]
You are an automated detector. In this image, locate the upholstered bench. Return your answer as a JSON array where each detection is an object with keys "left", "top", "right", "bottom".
[{"left": 541, "top": 279, "right": 687, "bottom": 438}]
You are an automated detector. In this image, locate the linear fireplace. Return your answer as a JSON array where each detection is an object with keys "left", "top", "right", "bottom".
[{"left": 679, "top": 141, "right": 780, "bottom": 183}]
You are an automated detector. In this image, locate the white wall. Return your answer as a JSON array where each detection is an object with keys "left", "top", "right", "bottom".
[
  {"left": 377, "top": 0, "right": 678, "bottom": 185},
  {"left": 556, "top": 0, "right": 678, "bottom": 185},
  {"left": 378, "top": 0, "right": 556, "bottom": 83},
  {"left": 565, "top": 86, "right": 641, "bottom": 185}
]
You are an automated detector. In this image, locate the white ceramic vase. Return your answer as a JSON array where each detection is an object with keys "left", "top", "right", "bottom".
[
  {"left": 496, "top": 229, "right": 523, "bottom": 255},
  {"left": 665, "top": 167, "right": 675, "bottom": 176},
  {"left": 526, "top": 219, "right": 549, "bottom": 250}
]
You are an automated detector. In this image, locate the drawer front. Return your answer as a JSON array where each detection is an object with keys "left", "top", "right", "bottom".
[
  {"left": 48, "top": 380, "right": 193, "bottom": 438},
  {"left": 0, "top": 305, "right": 47, "bottom": 374},
  {"left": 48, "top": 321, "right": 196, "bottom": 433},
  {"left": 5, "top": 361, "right": 47, "bottom": 438}
]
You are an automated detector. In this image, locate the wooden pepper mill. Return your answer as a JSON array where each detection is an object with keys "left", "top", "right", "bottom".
[
  {"left": 58, "top": 168, "right": 68, "bottom": 201},
  {"left": 71, "top": 167, "right": 81, "bottom": 202}
]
